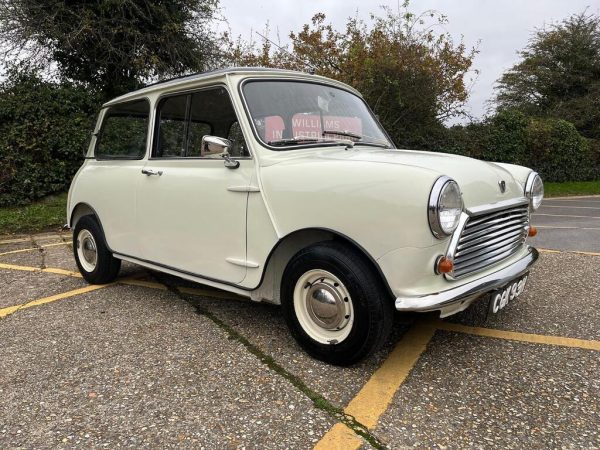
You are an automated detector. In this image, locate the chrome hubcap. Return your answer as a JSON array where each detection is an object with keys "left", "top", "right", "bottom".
[
  {"left": 306, "top": 282, "right": 349, "bottom": 330},
  {"left": 293, "top": 270, "right": 354, "bottom": 344},
  {"left": 77, "top": 229, "right": 97, "bottom": 272}
]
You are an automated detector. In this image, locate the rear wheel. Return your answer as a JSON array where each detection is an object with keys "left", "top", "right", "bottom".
[
  {"left": 281, "top": 241, "right": 393, "bottom": 366},
  {"left": 73, "top": 215, "right": 121, "bottom": 284}
]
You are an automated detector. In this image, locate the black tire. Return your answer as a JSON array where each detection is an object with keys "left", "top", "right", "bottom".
[
  {"left": 73, "top": 215, "right": 121, "bottom": 284},
  {"left": 281, "top": 241, "right": 394, "bottom": 366}
]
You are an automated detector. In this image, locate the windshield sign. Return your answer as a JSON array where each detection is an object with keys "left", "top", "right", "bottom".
[{"left": 243, "top": 80, "right": 392, "bottom": 149}]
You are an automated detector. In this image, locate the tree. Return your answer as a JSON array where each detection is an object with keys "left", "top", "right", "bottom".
[
  {"left": 222, "top": 5, "right": 477, "bottom": 149},
  {"left": 495, "top": 12, "right": 600, "bottom": 139},
  {"left": 0, "top": 0, "right": 219, "bottom": 98},
  {"left": 0, "top": 67, "right": 99, "bottom": 206}
]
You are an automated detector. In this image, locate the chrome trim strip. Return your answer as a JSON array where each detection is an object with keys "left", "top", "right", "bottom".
[
  {"left": 467, "top": 198, "right": 529, "bottom": 216},
  {"left": 454, "top": 240, "right": 525, "bottom": 273},
  {"left": 445, "top": 201, "right": 530, "bottom": 280},
  {"left": 459, "top": 218, "right": 528, "bottom": 244},
  {"left": 395, "top": 247, "right": 538, "bottom": 312},
  {"left": 466, "top": 209, "right": 528, "bottom": 230},
  {"left": 456, "top": 227, "right": 527, "bottom": 257},
  {"left": 445, "top": 212, "right": 469, "bottom": 261}
]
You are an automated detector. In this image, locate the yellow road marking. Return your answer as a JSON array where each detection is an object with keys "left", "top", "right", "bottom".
[
  {"left": 0, "top": 262, "right": 82, "bottom": 278},
  {"left": 537, "top": 248, "right": 600, "bottom": 256},
  {"left": 0, "top": 242, "right": 71, "bottom": 256},
  {"left": 315, "top": 322, "right": 436, "bottom": 449},
  {"left": 573, "top": 250, "right": 600, "bottom": 257},
  {"left": 435, "top": 321, "right": 600, "bottom": 351},
  {"left": 0, "top": 237, "right": 31, "bottom": 244},
  {"left": 0, "top": 235, "right": 68, "bottom": 245},
  {"left": 0, "top": 284, "right": 110, "bottom": 319},
  {"left": 538, "top": 248, "right": 562, "bottom": 253},
  {"left": 314, "top": 423, "right": 362, "bottom": 450}
]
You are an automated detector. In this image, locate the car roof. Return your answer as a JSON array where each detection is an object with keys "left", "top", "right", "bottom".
[{"left": 102, "top": 67, "right": 361, "bottom": 107}]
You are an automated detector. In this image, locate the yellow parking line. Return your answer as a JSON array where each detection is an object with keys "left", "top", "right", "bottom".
[
  {"left": 538, "top": 248, "right": 561, "bottom": 253},
  {"left": 0, "top": 262, "right": 82, "bottom": 278},
  {"left": 573, "top": 250, "right": 600, "bottom": 257},
  {"left": 0, "top": 242, "right": 71, "bottom": 256},
  {"left": 435, "top": 321, "right": 600, "bottom": 351},
  {"left": 537, "top": 248, "right": 600, "bottom": 256},
  {"left": 315, "top": 322, "right": 436, "bottom": 449},
  {"left": 0, "top": 235, "right": 67, "bottom": 245},
  {"left": 0, "top": 284, "right": 110, "bottom": 319},
  {"left": 0, "top": 237, "right": 31, "bottom": 244}
]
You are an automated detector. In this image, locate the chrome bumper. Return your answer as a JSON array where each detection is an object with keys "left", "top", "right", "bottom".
[{"left": 394, "top": 246, "right": 539, "bottom": 314}]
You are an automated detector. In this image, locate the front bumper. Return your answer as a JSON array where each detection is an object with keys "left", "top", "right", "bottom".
[{"left": 394, "top": 246, "right": 539, "bottom": 316}]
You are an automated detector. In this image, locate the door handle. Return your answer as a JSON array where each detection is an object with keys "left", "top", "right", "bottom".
[{"left": 141, "top": 169, "right": 163, "bottom": 176}]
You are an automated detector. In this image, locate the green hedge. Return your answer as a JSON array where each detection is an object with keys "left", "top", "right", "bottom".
[
  {"left": 441, "top": 110, "right": 598, "bottom": 182},
  {"left": 0, "top": 71, "right": 99, "bottom": 207}
]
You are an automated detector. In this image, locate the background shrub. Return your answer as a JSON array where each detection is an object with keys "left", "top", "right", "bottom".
[
  {"left": 525, "top": 118, "right": 594, "bottom": 182},
  {"left": 0, "top": 70, "right": 99, "bottom": 206}
]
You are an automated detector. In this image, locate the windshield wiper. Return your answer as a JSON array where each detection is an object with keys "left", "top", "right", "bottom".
[
  {"left": 322, "top": 129, "right": 362, "bottom": 140},
  {"left": 323, "top": 130, "right": 392, "bottom": 149},
  {"left": 268, "top": 136, "right": 354, "bottom": 148}
]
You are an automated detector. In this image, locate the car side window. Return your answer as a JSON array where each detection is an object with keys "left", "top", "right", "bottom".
[
  {"left": 153, "top": 86, "right": 248, "bottom": 158},
  {"left": 95, "top": 99, "right": 149, "bottom": 159},
  {"left": 155, "top": 94, "right": 189, "bottom": 157}
]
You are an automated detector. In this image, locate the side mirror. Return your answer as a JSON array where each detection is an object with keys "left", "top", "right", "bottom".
[
  {"left": 201, "top": 135, "right": 231, "bottom": 157},
  {"left": 201, "top": 135, "right": 239, "bottom": 169}
]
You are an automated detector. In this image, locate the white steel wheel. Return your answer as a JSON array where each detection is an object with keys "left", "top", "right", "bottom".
[
  {"left": 293, "top": 269, "right": 355, "bottom": 344},
  {"left": 76, "top": 229, "right": 98, "bottom": 273}
]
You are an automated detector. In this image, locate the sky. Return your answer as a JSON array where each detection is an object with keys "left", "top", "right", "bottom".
[{"left": 216, "top": 0, "right": 600, "bottom": 123}]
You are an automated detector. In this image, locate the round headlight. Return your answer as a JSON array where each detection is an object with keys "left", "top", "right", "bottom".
[
  {"left": 428, "top": 176, "right": 463, "bottom": 239},
  {"left": 525, "top": 172, "right": 544, "bottom": 211}
]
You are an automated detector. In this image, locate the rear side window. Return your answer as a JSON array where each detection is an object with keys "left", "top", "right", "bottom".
[{"left": 95, "top": 99, "right": 150, "bottom": 159}]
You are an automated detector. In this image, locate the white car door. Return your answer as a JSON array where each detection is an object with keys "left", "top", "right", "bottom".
[
  {"left": 78, "top": 99, "right": 151, "bottom": 257},
  {"left": 134, "top": 87, "right": 253, "bottom": 284}
]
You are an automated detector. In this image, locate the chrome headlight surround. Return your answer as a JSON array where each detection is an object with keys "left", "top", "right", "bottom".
[
  {"left": 525, "top": 172, "right": 544, "bottom": 211},
  {"left": 428, "top": 176, "right": 464, "bottom": 239}
]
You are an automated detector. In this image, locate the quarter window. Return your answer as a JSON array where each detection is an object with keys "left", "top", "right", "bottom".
[{"left": 95, "top": 99, "right": 149, "bottom": 159}]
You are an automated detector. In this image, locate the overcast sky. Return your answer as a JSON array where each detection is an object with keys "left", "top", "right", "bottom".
[{"left": 217, "top": 0, "right": 599, "bottom": 123}]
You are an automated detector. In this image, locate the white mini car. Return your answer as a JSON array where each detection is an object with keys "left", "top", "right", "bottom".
[{"left": 68, "top": 68, "right": 543, "bottom": 365}]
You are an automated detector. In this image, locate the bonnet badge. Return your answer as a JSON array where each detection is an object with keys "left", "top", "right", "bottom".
[{"left": 499, "top": 180, "right": 506, "bottom": 193}]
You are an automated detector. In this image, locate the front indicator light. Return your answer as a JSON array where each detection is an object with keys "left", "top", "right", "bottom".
[
  {"left": 528, "top": 226, "right": 538, "bottom": 237},
  {"left": 436, "top": 256, "right": 454, "bottom": 274}
]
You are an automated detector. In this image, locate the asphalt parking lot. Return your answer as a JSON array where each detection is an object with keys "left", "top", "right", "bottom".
[{"left": 1, "top": 197, "right": 599, "bottom": 449}]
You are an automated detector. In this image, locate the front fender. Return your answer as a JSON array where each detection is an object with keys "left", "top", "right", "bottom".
[{"left": 260, "top": 159, "right": 441, "bottom": 259}]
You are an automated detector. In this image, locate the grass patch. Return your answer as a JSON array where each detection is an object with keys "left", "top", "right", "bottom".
[
  {"left": 545, "top": 181, "right": 600, "bottom": 197},
  {"left": 0, "top": 193, "right": 67, "bottom": 235}
]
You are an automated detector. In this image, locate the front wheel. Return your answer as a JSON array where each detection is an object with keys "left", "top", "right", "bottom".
[
  {"left": 281, "top": 242, "right": 393, "bottom": 366},
  {"left": 73, "top": 215, "right": 121, "bottom": 284}
]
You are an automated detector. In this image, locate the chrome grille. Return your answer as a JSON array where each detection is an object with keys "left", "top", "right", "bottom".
[{"left": 452, "top": 204, "right": 530, "bottom": 278}]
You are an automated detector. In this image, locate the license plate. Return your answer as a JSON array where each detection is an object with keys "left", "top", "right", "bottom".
[{"left": 489, "top": 274, "right": 528, "bottom": 314}]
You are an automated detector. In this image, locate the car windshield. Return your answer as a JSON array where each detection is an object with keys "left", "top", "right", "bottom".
[{"left": 242, "top": 80, "right": 393, "bottom": 149}]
